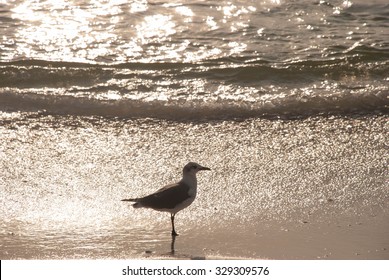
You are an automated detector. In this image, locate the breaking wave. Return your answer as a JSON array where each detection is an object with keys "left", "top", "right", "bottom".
[{"left": 0, "top": 53, "right": 388, "bottom": 120}]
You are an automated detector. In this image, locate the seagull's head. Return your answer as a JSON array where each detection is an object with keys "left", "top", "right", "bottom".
[{"left": 183, "top": 162, "right": 211, "bottom": 175}]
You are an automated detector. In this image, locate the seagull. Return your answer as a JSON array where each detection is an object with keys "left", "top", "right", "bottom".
[{"left": 122, "top": 162, "right": 210, "bottom": 236}]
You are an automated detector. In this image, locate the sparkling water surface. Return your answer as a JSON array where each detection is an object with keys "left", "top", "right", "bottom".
[{"left": 0, "top": 0, "right": 388, "bottom": 259}]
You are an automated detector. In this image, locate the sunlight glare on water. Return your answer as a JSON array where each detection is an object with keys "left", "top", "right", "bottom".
[
  {"left": 1, "top": 0, "right": 388, "bottom": 259},
  {"left": 9, "top": 0, "right": 126, "bottom": 62},
  {"left": 4, "top": 0, "right": 290, "bottom": 63}
]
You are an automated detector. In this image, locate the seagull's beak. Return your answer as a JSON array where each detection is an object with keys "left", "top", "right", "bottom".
[{"left": 200, "top": 166, "right": 211, "bottom": 171}]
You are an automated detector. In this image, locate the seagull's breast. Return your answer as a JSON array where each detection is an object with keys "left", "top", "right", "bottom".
[
  {"left": 187, "top": 183, "right": 197, "bottom": 198},
  {"left": 170, "top": 180, "right": 195, "bottom": 211}
]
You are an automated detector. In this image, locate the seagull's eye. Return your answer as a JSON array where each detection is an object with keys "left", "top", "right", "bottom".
[{"left": 192, "top": 165, "right": 197, "bottom": 169}]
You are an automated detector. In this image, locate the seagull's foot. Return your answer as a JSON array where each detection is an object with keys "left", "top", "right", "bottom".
[{"left": 171, "top": 230, "right": 179, "bottom": 236}]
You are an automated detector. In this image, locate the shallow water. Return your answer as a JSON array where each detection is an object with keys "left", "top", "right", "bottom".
[{"left": 1, "top": 113, "right": 388, "bottom": 259}]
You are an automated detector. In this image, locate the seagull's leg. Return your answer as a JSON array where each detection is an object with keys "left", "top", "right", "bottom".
[{"left": 171, "top": 213, "right": 178, "bottom": 236}]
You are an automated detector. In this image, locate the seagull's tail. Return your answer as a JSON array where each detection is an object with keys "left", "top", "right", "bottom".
[{"left": 121, "top": 198, "right": 142, "bottom": 208}]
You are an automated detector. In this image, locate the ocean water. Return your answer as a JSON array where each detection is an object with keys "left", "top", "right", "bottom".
[
  {"left": 0, "top": 0, "right": 388, "bottom": 118},
  {"left": 0, "top": 0, "right": 388, "bottom": 259}
]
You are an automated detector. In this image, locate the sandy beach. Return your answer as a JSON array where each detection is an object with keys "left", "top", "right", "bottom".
[{"left": 1, "top": 112, "right": 388, "bottom": 259}]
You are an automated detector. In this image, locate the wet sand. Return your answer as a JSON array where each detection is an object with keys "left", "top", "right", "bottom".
[
  {"left": 1, "top": 112, "right": 388, "bottom": 259},
  {"left": 1, "top": 206, "right": 388, "bottom": 260}
]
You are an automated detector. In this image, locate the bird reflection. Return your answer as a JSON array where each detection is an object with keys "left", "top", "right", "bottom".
[{"left": 170, "top": 234, "right": 177, "bottom": 255}]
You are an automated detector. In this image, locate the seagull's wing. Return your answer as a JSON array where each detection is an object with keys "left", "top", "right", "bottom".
[{"left": 137, "top": 182, "right": 191, "bottom": 210}]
